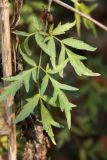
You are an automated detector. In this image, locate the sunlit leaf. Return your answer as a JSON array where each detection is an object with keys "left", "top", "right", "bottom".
[
  {"left": 52, "top": 21, "right": 75, "bottom": 35},
  {"left": 41, "top": 101, "right": 62, "bottom": 144},
  {"left": 62, "top": 38, "right": 96, "bottom": 51},
  {"left": 49, "top": 76, "right": 78, "bottom": 91},
  {"left": 66, "top": 49, "right": 100, "bottom": 76}
]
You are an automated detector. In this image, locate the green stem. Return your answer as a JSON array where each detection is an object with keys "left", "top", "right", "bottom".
[{"left": 36, "top": 0, "right": 53, "bottom": 89}]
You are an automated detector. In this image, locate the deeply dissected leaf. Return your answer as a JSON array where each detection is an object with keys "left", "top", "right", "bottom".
[
  {"left": 15, "top": 94, "right": 40, "bottom": 123},
  {"left": 0, "top": 82, "right": 21, "bottom": 102},
  {"left": 19, "top": 46, "right": 37, "bottom": 67},
  {"left": 62, "top": 38, "right": 96, "bottom": 51},
  {"left": 66, "top": 49, "right": 100, "bottom": 76},
  {"left": 41, "top": 101, "right": 61, "bottom": 144},
  {"left": 52, "top": 21, "right": 75, "bottom": 35},
  {"left": 8, "top": 11, "right": 100, "bottom": 145}
]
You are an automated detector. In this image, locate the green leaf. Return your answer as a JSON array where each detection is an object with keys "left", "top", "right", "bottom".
[
  {"left": 32, "top": 16, "right": 44, "bottom": 31},
  {"left": 40, "top": 75, "right": 49, "bottom": 94},
  {"left": 70, "top": 0, "right": 79, "bottom": 5},
  {"left": 52, "top": 21, "right": 75, "bottom": 35},
  {"left": 66, "top": 49, "right": 100, "bottom": 76},
  {"left": 80, "top": 3, "right": 97, "bottom": 37},
  {"left": 31, "top": 68, "right": 37, "bottom": 82},
  {"left": 19, "top": 46, "right": 37, "bottom": 67},
  {"left": 58, "top": 90, "right": 76, "bottom": 129},
  {"left": 62, "top": 38, "right": 96, "bottom": 51},
  {"left": 53, "top": 87, "right": 59, "bottom": 102},
  {"left": 89, "top": 3, "right": 98, "bottom": 13},
  {"left": 3, "top": 69, "right": 32, "bottom": 82},
  {"left": 47, "top": 59, "right": 68, "bottom": 74},
  {"left": 47, "top": 37, "right": 56, "bottom": 68},
  {"left": 49, "top": 76, "right": 78, "bottom": 91},
  {"left": 23, "top": 71, "right": 31, "bottom": 92},
  {"left": 15, "top": 94, "right": 40, "bottom": 123},
  {"left": 41, "top": 95, "right": 57, "bottom": 107},
  {"left": 0, "top": 81, "right": 21, "bottom": 102},
  {"left": 49, "top": 24, "right": 54, "bottom": 35},
  {"left": 58, "top": 44, "right": 66, "bottom": 77},
  {"left": 12, "top": 30, "right": 32, "bottom": 37},
  {"left": 41, "top": 101, "right": 61, "bottom": 144},
  {"left": 74, "top": 3, "right": 81, "bottom": 36},
  {"left": 35, "top": 33, "right": 53, "bottom": 57},
  {"left": 3, "top": 69, "right": 35, "bottom": 92},
  {"left": 23, "top": 37, "right": 32, "bottom": 56}
]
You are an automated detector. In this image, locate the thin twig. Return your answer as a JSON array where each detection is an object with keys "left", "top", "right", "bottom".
[{"left": 52, "top": 0, "right": 107, "bottom": 31}]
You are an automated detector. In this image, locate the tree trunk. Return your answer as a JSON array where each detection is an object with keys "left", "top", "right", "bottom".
[{"left": 0, "top": 0, "right": 16, "bottom": 160}]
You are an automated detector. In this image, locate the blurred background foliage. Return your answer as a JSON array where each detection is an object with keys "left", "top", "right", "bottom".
[{"left": 0, "top": 0, "right": 107, "bottom": 159}]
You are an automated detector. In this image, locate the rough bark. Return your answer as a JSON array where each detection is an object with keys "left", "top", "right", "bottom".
[
  {"left": 0, "top": 1, "right": 16, "bottom": 160},
  {"left": 23, "top": 119, "right": 50, "bottom": 160}
]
